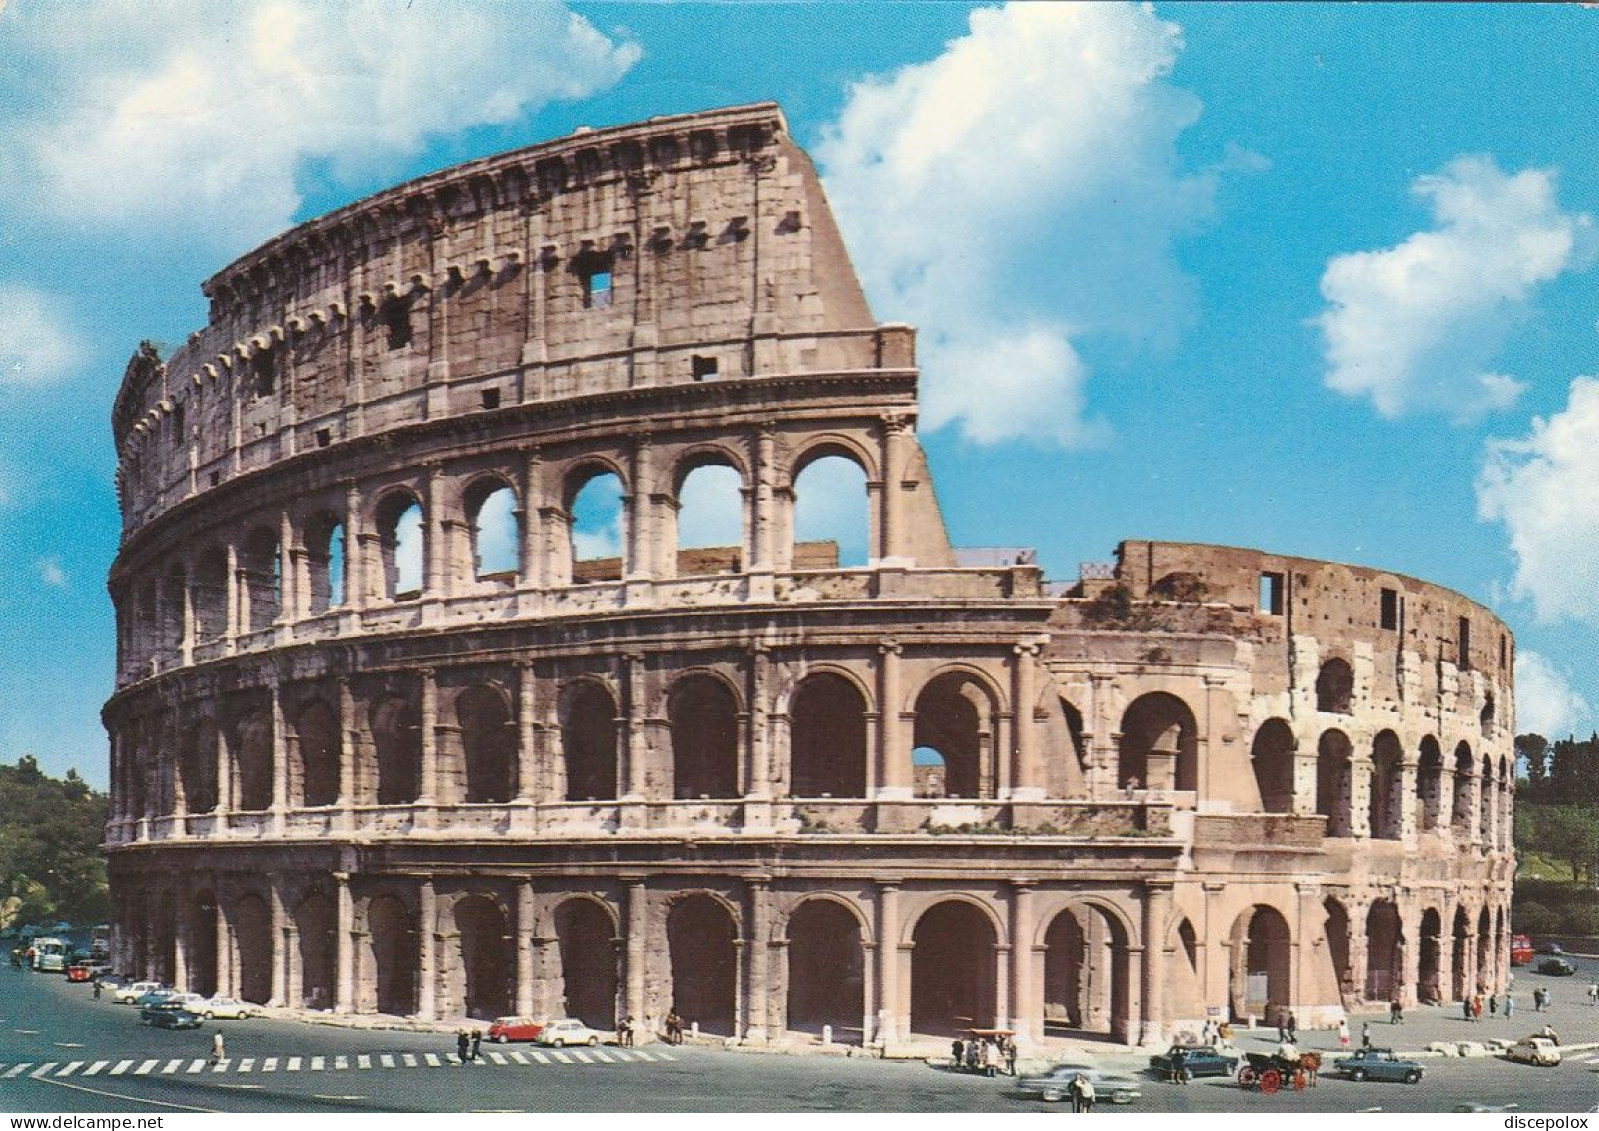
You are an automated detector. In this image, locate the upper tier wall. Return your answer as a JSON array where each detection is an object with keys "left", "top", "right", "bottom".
[{"left": 112, "top": 103, "right": 891, "bottom": 535}]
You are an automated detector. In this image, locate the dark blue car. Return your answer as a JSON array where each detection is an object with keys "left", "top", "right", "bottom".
[
  {"left": 1333, "top": 1048, "right": 1424, "bottom": 1083},
  {"left": 1148, "top": 1044, "right": 1240, "bottom": 1080}
]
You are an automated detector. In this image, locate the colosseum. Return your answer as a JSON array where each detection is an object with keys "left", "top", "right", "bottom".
[{"left": 104, "top": 102, "right": 1514, "bottom": 1049}]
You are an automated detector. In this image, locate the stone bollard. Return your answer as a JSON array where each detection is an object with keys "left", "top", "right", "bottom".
[{"left": 822, "top": 1024, "right": 833, "bottom": 1046}]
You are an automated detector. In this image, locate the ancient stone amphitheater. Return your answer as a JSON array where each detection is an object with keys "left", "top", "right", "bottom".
[{"left": 105, "top": 103, "right": 1513, "bottom": 1047}]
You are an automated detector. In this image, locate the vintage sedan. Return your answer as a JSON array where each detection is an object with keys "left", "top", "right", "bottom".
[
  {"left": 1537, "top": 958, "right": 1577, "bottom": 977},
  {"left": 1506, "top": 1037, "right": 1562, "bottom": 1066},
  {"left": 534, "top": 1018, "right": 609, "bottom": 1047},
  {"left": 488, "top": 1016, "right": 546, "bottom": 1043},
  {"left": 1333, "top": 1048, "right": 1425, "bottom": 1084},
  {"left": 1017, "top": 1064, "right": 1143, "bottom": 1105},
  {"left": 140, "top": 1002, "right": 204, "bottom": 1030},
  {"left": 1148, "top": 1044, "right": 1239, "bottom": 1080},
  {"left": 198, "top": 996, "right": 258, "bottom": 1020}
]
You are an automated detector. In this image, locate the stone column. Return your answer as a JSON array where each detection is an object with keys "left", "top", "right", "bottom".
[
  {"left": 876, "top": 641, "right": 908, "bottom": 799},
  {"left": 418, "top": 668, "right": 438, "bottom": 808},
  {"left": 876, "top": 415, "right": 907, "bottom": 564},
  {"left": 343, "top": 480, "right": 366, "bottom": 611},
  {"left": 519, "top": 448, "right": 544, "bottom": 588},
  {"left": 1009, "top": 880, "right": 1038, "bottom": 1043},
  {"left": 1141, "top": 880, "right": 1172, "bottom": 1045},
  {"left": 270, "top": 881, "right": 288, "bottom": 1007},
  {"left": 875, "top": 882, "right": 901, "bottom": 1043},
  {"left": 224, "top": 541, "right": 240, "bottom": 651},
  {"left": 624, "top": 877, "right": 648, "bottom": 1028},
  {"left": 627, "top": 436, "right": 654, "bottom": 580},
  {"left": 418, "top": 878, "right": 437, "bottom": 1020},
  {"left": 624, "top": 653, "right": 647, "bottom": 799},
  {"left": 746, "top": 646, "right": 771, "bottom": 800},
  {"left": 214, "top": 716, "right": 232, "bottom": 815},
  {"left": 279, "top": 509, "right": 298, "bottom": 623},
  {"left": 1011, "top": 642, "right": 1043, "bottom": 800},
  {"left": 750, "top": 424, "right": 776, "bottom": 572},
  {"left": 515, "top": 662, "right": 537, "bottom": 804},
  {"left": 1349, "top": 899, "right": 1371, "bottom": 1002},
  {"left": 335, "top": 873, "right": 354, "bottom": 1013},
  {"left": 744, "top": 876, "right": 772, "bottom": 1041},
  {"left": 270, "top": 681, "right": 288, "bottom": 834},
  {"left": 515, "top": 881, "right": 536, "bottom": 1017},
  {"left": 216, "top": 900, "right": 234, "bottom": 998},
  {"left": 179, "top": 575, "right": 195, "bottom": 666},
  {"left": 425, "top": 463, "right": 448, "bottom": 599},
  {"left": 336, "top": 678, "right": 356, "bottom": 812}
]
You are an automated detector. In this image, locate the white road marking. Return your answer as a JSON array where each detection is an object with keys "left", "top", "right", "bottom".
[
  {"left": 211, "top": 1059, "right": 231, "bottom": 1073},
  {"left": 57, "top": 1062, "right": 83, "bottom": 1077},
  {"left": 238, "top": 1058, "right": 255, "bottom": 1073},
  {"left": 187, "top": 1060, "right": 206, "bottom": 1074},
  {"left": 288, "top": 1056, "right": 303, "bottom": 1071},
  {"left": 423, "top": 1052, "right": 441, "bottom": 1067},
  {"left": 311, "top": 1055, "right": 325, "bottom": 1071},
  {"left": 380, "top": 1054, "right": 395, "bottom": 1068},
  {"left": 311, "top": 1095, "right": 367, "bottom": 1102},
  {"left": 262, "top": 1057, "right": 278, "bottom": 1073},
  {"left": 529, "top": 1050, "right": 550, "bottom": 1064},
  {"left": 571, "top": 1050, "right": 593, "bottom": 1064},
  {"left": 334, "top": 1055, "right": 348, "bottom": 1070},
  {"left": 656, "top": 1050, "right": 676, "bottom": 1060},
  {"left": 486, "top": 1051, "right": 507, "bottom": 1065},
  {"left": 108, "top": 1060, "right": 132, "bottom": 1076},
  {"left": 590, "top": 1049, "right": 613, "bottom": 1063},
  {"left": 30, "top": 1063, "right": 58, "bottom": 1078},
  {"left": 160, "top": 1059, "right": 182, "bottom": 1074},
  {"left": 134, "top": 1059, "right": 158, "bottom": 1075},
  {"left": 401, "top": 1054, "right": 417, "bottom": 1067},
  {"left": 54, "top": 1042, "right": 85, "bottom": 1049},
  {"left": 357, "top": 1055, "right": 371, "bottom": 1069},
  {"left": 83, "top": 1061, "right": 108, "bottom": 1076},
  {"left": 4, "top": 1064, "right": 32, "bottom": 1078},
  {"left": 13, "top": 1029, "right": 39, "bottom": 1035},
  {"left": 551, "top": 1051, "right": 572, "bottom": 1064},
  {"left": 508, "top": 1051, "right": 529, "bottom": 1064}
]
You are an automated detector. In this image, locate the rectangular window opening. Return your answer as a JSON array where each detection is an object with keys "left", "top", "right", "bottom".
[
  {"left": 480, "top": 388, "right": 501, "bottom": 410},
  {"left": 1380, "top": 587, "right": 1399, "bottom": 631},
  {"left": 315, "top": 428, "right": 332, "bottom": 449},
  {"left": 691, "top": 355, "right": 719, "bottom": 381},
  {"left": 584, "top": 269, "right": 612, "bottom": 310},
  {"left": 1258, "top": 571, "right": 1284, "bottom": 616},
  {"left": 1458, "top": 616, "right": 1472, "bottom": 669}
]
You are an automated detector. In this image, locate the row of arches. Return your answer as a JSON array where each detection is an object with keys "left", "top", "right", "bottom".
[{"left": 119, "top": 448, "right": 874, "bottom": 668}]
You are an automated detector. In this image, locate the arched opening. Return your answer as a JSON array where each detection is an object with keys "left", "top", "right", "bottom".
[
  {"left": 912, "top": 673, "right": 996, "bottom": 798},
  {"left": 913, "top": 747, "right": 947, "bottom": 798},
  {"left": 233, "top": 894, "right": 272, "bottom": 1005},
  {"left": 790, "top": 673, "right": 867, "bottom": 798},
  {"left": 296, "top": 892, "right": 336, "bottom": 1010},
  {"left": 1250, "top": 718, "right": 1295, "bottom": 813},
  {"left": 294, "top": 701, "right": 340, "bottom": 808},
  {"left": 666, "top": 894, "right": 738, "bottom": 1036},
  {"left": 561, "top": 682, "right": 618, "bottom": 801},
  {"left": 1476, "top": 906, "right": 1493, "bottom": 990},
  {"left": 1324, "top": 897, "right": 1352, "bottom": 1001},
  {"left": 1453, "top": 906, "right": 1472, "bottom": 1000},
  {"left": 668, "top": 675, "right": 739, "bottom": 799},
  {"left": 457, "top": 685, "right": 514, "bottom": 804},
  {"left": 1498, "top": 757, "right": 1512, "bottom": 850},
  {"left": 152, "top": 891, "right": 177, "bottom": 985},
  {"left": 186, "top": 892, "right": 218, "bottom": 997},
  {"left": 1418, "top": 907, "right": 1442, "bottom": 1005},
  {"left": 179, "top": 718, "right": 218, "bottom": 814},
  {"left": 786, "top": 900, "right": 864, "bottom": 1040},
  {"left": 1369, "top": 730, "right": 1403, "bottom": 839},
  {"left": 793, "top": 452, "right": 869, "bottom": 568},
  {"left": 1316, "top": 730, "right": 1354, "bottom": 836},
  {"left": 1494, "top": 906, "right": 1507, "bottom": 985},
  {"left": 466, "top": 480, "right": 519, "bottom": 583},
  {"left": 304, "top": 511, "right": 345, "bottom": 613},
  {"left": 1452, "top": 742, "right": 1475, "bottom": 833},
  {"left": 673, "top": 461, "right": 744, "bottom": 576},
  {"left": 1230, "top": 905, "right": 1291, "bottom": 1026},
  {"left": 1481, "top": 693, "right": 1496, "bottom": 738},
  {"left": 239, "top": 527, "right": 281, "bottom": 632},
  {"left": 454, "top": 895, "right": 511, "bottom": 1021},
  {"left": 366, "top": 894, "right": 417, "bottom": 1016},
  {"left": 371, "top": 695, "right": 422, "bottom": 805},
  {"left": 230, "top": 709, "right": 272, "bottom": 812},
  {"left": 1479, "top": 755, "right": 1495, "bottom": 842},
  {"left": 1416, "top": 737, "right": 1443, "bottom": 832},
  {"left": 193, "top": 548, "right": 228, "bottom": 643},
  {"left": 1044, "top": 904, "right": 1131, "bottom": 1042},
  {"left": 1316, "top": 658, "right": 1354, "bottom": 713},
  {"left": 554, "top": 898, "right": 618, "bottom": 1030},
  {"left": 568, "top": 468, "right": 624, "bottom": 583},
  {"left": 376, "top": 493, "right": 424, "bottom": 600},
  {"left": 911, "top": 900, "right": 998, "bottom": 1037},
  {"left": 1118, "top": 692, "right": 1198, "bottom": 792},
  {"left": 1365, "top": 900, "right": 1402, "bottom": 1001}
]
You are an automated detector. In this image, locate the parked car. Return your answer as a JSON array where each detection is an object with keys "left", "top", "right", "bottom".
[
  {"left": 1506, "top": 1037, "right": 1562, "bottom": 1066},
  {"left": 1017, "top": 1064, "right": 1143, "bottom": 1104},
  {"left": 1333, "top": 1048, "right": 1425, "bottom": 1083},
  {"left": 1538, "top": 957, "right": 1577, "bottom": 976},
  {"left": 113, "top": 980, "right": 169, "bottom": 1004},
  {"left": 488, "top": 1016, "right": 545, "bottom": 1043},
  {"left": 65, "top": 964, "right": 93, "bottom": 983},
  {"left": 164, "top": 992, "right": 209, "bottom": 1010},
  {"left": 534, "top": 1018, "right": 609, "bottom": 1047},
  {"left": 134, "top": 989, "right": 179, "bottom": 1010},
  {"left": 1539, "top": 940, "right": 1566, "bottom": 955},
  {"left": 140, "top": 1002, "right": 204, "bottom": 1030},
  {"left": 1147, "top": 1044, "right": 1239, "bottom": 1080},
  {"left": 198, "top": 996, "right": 258, "bottom": 1020}
]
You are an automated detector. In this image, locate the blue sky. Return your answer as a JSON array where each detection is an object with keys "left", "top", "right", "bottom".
[{"left": 2, "top": 2, "right": 1599, "bottom": 787}]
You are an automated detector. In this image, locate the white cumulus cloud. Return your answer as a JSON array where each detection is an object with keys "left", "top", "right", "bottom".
[
  {"left": 1514, "top": 649, "right": 1589, "bottom": 738},
  {"left": 35, "top": 557, "right": 67, "bottom": 589},
  {"left": 1478, "top": 377, "right": 1599, "bottom": 623},
  {"left": 1317, "top": 155, "right": 1593, "bottom": 420},
  {"left": 4, "top": 0, "right": 639, "bottom": 253},
  {"left": 0, "top": 285, "right": 85, "bottom": 385},
  {"left": 816, "top": 2, "right": 1220, "bottom": 446}
]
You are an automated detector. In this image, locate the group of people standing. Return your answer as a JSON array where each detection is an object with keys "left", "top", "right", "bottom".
[
  {"left": 949, "top": 1034, "right": 1019, "bottom": 1077},
  {"left": 455, "top": 1028, "right": 484, "bottom": 1063}
]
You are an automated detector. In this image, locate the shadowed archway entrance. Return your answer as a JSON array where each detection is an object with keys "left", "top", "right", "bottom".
[{"left": 910, "top": 901, "right": 997, "bottom": 1037}]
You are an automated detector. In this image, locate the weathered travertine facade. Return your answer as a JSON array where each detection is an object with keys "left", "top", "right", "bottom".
[{"left": 105, "top": 104, "right": 1512, "bottom": 1047}]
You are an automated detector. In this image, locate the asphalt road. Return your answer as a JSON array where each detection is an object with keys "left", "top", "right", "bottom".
[{"left": 2, "top": 959, "right": 1599, "bottom": 1113}]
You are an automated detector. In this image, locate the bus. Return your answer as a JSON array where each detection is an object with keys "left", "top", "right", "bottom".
[
  {"left": 31, "top": 937, "right": 68, "bottom": 973},
  {"left": 1510, "top": 933, "right": 1533, "bottom": 966}
]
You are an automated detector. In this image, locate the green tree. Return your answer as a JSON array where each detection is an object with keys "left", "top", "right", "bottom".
[{"left": 1518, "top": 733, "right": 1550, "bottom": 801}]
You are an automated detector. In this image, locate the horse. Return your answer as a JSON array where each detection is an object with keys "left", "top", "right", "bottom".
[{"left": 1297, "top": 1050, "right": 1322, "bottom": 1088}]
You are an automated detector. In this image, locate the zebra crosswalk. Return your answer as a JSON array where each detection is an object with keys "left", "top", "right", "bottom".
[{"left": 0, "top": 1047, "right": 675, "bottom": 1082}]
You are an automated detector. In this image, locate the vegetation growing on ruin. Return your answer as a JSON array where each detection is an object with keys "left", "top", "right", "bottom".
[{"left": 0, "top": 756, "right": 108, "bottom": 931}]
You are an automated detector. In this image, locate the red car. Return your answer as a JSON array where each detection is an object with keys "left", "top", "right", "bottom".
[
  {"left": 1511, "top": 934, "right": 1533, "bottom": 966},
  {"left": 487, "top": 1016, "right": 545, "bottom": 1043},
  {"left": 65, "top": 964, "right": 92, "bottom": 982}
]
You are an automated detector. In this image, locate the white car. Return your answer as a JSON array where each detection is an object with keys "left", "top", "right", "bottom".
[
  {"left": 113, "top": 980, "right": 168, "bottom": 1004},
  {"left": 534, "top": 1018, "right": 608, "bottom": 1047},
  {"left": 1506, "top": 1037, "right": 1561, "bottom": 1066},
  {"left": 198, "top": 996, "right": 258, "bottom": 1020}
]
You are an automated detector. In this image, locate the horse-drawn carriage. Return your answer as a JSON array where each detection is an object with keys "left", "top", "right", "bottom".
[{"left": 1236, "top": 1050, "right": 1321, "bottom": 1094}]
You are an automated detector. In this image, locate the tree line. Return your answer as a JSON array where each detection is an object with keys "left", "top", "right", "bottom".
[
  {"left": 0, "top": 755, "right": 109, "bottom": 932},
  {"left": 1513, "top": 733, "right": 1599, "bottom": 935}
]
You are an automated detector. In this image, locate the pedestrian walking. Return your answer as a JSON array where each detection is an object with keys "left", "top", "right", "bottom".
[
  {"left": 1505, "top": 993, "right": 1515, "bottom": 1019},
  {"left": 1462, "top": 998, "right": 1472, "bottom": 1022},
  {"left": 1389, "top": 999, "right": 1403, "bottom": 1024},
  {"left": 951, "top": 1037, "right": 965, "bottom": 1067},
  {"left": 211, "top": 1031, "right": 225, "bottom": 1065},
  {"left": 1337, "top": 1018, "right": 1350, "bottom": 1051},
  {"left": 1472, "top": 995, "right": 1482, "bottom": 1022},
  {"left": 1069, "top": 1072, "right": 1095, "bottom": 1113},
  {"left": 92, "top": 979, "right": 102, "bottom": 1000},
  {"left": 1285, "top": 1010, "right": 1297, "bottom": 1043},
  {"left": 470, "top": 1029, "right": 482, "bottom": 1062},
  {"left": 1003, "top": 1036, "right": 1018, "bottom": 1077},
  {"left": 1169, "top": 1046, "right": 1188, "bottom": 1084},
  {"left": 457, "top": 1028, "right": 471, "bottom": 1064},
  {"left": 1589, "top": 982, "right": 1599, "bottom": 1007},
  {"left": 1489, "top": 993, "right": 1499, "bottom": 1016},
  {"left": 1361, "top": 1022, "right": 1372, "bottom": 1050}
]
